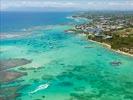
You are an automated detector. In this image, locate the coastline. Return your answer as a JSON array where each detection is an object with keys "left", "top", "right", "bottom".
[
  {"left": 70, "top": 29, "right": 133, "bottom": 57},
  {"left": 88, "top": 39, "right": 133, "bottom": 57},
  {"left": 66, "top": 29, "right": 133, "bottom": 57}
]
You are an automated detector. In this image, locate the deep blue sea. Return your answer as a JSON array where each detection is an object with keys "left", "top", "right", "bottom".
[{"left": 0, "top": 12, "right": 74, "bottom": 32}]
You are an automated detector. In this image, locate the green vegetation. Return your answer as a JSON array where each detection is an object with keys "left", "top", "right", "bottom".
[
  {"left": 111, "top": 34, "right": 133, "bottom": 49},
  {"left": 110, "top": 29, "right": 133, "bottom": 54}
]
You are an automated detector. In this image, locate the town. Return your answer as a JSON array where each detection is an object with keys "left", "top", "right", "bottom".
[{"left": 68, "top": 11, "right": 133, "bottom": 55}]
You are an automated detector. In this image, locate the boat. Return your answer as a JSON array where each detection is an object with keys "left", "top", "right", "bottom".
[{"left": 29, "top": 83, "right": 49, "bottom": 94}]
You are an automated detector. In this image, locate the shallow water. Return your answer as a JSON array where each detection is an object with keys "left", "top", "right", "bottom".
[{"left": 0, "top": 12, "right": 133, "bottom": 100}]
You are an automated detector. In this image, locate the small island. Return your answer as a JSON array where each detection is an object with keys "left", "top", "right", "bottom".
[{"left": 67, "top": 11, "right": 133, "bottom": 56}]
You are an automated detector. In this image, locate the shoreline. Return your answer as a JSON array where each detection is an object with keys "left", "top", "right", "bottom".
[
  {"left": 66, "top": 29, "right": 133, "bottom": 57},
  {"left": 88, "top": 39, "right": 133, "bottom": 57}
]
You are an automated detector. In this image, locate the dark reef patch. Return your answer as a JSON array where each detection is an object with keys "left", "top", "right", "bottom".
[
  {"left": 42, "top": 74, "right": 55, "bottom": 81},
  {"left": 0, "top": 85, "right": 28, "bottom": 100},
  {"left": 0, "top": 93, "right": 21, "bottom": 100},
  {"left": 0, "top": 71, "right": 27, "bottom": 84},
  {"left": 69, "top": 92, "right": 102, "bottom": 100},
  {"left": 0, "top": 58, "right": 32, "bottom": 71},
  {"left": 57, "top": 81, "right": 74, "bottom": 87},
  {"left": 74, "top": 87, "right": 85, "bottom": 92},
  {"left": 0, "top": 58, "right": 31, "bottom": 100},
  {"left": 109, "top": 61, "right": 122, "bottom": 66}
]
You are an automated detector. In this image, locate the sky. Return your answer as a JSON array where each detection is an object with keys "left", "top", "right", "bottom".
[{"left": 0, "top": 0, "right": 133, "bottom": 11}]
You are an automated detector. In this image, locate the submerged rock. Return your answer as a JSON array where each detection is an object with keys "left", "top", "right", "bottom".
[
  {"left": 41, "top": 75, "right": 54, "bottom": 80},
  {"left": 18, "top": 67, "right": 35, "bottom": 71},
  {"left": 74, "top": 87, "right": 85, "bottom": 92},
  {"left": 70, "top": 92, "right": 100, "bottom": 100},
  {"left": 84, "top": 46, "right": 93, "bottom": 48},
  {"left": 0, "top": 58, "right": 32, "bottom": 71},
  {"left": 57, "top": 81, "right": 74, "bottom": 87},
  {"left": 110, "top": 61, "right": 122, "bottom": 66},
  {"left": 124, "top": 92, "right": 133, "bottom": 100},
  {"left": 0, "top": 71, "right": 27, "bottom": 83},
  {"left": 0, "top": 85, "right": 27, "bottom": 100},
  {"left": 56, "top": 71, "right": 75, "bottom": 81},
  {"left": 42, "top": 96, "right": 45, "bottom": 98},
  {"left": 0, "top": 58, "right": 30, "bottom": 99},
  {"left": 0, "top": 86, "right": 20, "bottom": 96},
  {"left": 30, "top": 78, "right": 40, "bottom": 83},
  {"left": 0, "top": 93, "right": 21, "bottom": 100}
]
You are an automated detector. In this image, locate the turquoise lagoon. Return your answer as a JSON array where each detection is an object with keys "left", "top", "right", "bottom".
[{"left": 0, "top": 12, "right": 133, "bottom": 100}]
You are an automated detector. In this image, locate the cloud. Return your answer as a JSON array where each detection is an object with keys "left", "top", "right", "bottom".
[
  {"left": 0, "top": 1, "right": 79, "bottom": 10},
  {"left": 0, "top": 0, "right": 133, "bottom": 11},
  {"left": 108, "top": 1, "right": 133, "bottom": 6}
]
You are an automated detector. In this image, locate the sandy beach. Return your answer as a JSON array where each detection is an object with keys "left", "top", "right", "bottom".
[{"left": 88, "top": 39, "right": 133, "bottom": 57}]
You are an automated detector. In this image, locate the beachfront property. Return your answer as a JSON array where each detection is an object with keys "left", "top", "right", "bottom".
[{"left": 69, "top": 12, "right": 133, "bottom": 54}]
